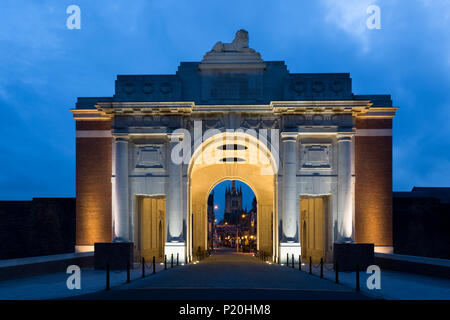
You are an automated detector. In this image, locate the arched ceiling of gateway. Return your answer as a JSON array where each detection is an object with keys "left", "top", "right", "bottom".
[{"left": 188, "top": 133, "right": 278, "bottom": 205}]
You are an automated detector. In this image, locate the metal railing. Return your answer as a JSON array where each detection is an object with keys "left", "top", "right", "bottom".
[
  {"left": 103, "top": 253, "right": 193, "bottom": 291},
  {"left": 273, "top": 254, "right": 362, "bottom": 291}
]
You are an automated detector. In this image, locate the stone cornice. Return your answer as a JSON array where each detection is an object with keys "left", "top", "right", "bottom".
[
  {"left": 355, "top": 107, "right": 398, "bottom": 119},
  {"left": 70, "top": 108, "right": 111, "bottom": 121},
  {"left": 71, "top": 100, "right": 398, "bottom": 119},
  {"left": 96, "top": 101, "right": 194, "bottom": 117},
  {"left": 270, "top": 100, "right": 372, "bottom": 115}
]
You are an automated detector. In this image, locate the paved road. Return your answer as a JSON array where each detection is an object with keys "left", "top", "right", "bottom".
[{"left": 75, "top": 248, "right": 369, "bottom": 300}]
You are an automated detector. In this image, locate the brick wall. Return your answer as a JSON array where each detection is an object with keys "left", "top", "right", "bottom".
[
  {"left": 355, "top": 118, "right": 393, "bottom": 246},
  {"left": 76, "top": 120, "right": 112, "bottom": 245}
]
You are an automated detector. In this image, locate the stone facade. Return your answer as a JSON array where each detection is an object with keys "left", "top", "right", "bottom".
[{"left": 71, "top": 30, "right": 397, "bottom": 263}]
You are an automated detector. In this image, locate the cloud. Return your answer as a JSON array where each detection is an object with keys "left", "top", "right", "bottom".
[{"left": 320, "top": 0, "right": 377, "bottom": 52}]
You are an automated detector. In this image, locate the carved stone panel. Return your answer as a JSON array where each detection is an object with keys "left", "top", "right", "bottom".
[
  {"left": 133, "top": 144, "right": 165, "bottom": 173},
  {"left": 300, "top": 144, "right": 332, "bottom": 170},
  {"left": 201, "top": 72, "right": 263, "bottom": 103}
]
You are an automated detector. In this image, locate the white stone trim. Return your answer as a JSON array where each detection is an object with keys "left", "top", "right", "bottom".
[
  {"left": 75, "top": 245, "right": 94, "bottom": 253},
  {"left": 76, "top": 130, "right": 112, "bottom": 138},
  {"left": 356, "top": 129, "right": 392, "bottom": 136},
  {"left": 375, "top": 246, "right": 393, "bottom": 254}
]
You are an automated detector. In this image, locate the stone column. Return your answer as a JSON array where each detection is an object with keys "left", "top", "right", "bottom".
[
  {"left": 279, "top": 133, "right": 300, "bottom": 263},
  {"left": 337, "top": 135, "right": 353, "bottom": 242},
  {"left": 167, "top": 135, "right": 183, "bottom": 241},
  {"left": 281, "top": 133, "right": 297, "bottom": 241},
  {"left": 165, "top": 134, "right": 185, "bottom": 263},
  {"left": 114, "top": 136, "right": 130, "bottom": 242}
]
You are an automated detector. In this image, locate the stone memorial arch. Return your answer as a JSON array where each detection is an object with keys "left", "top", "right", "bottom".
[{"left": 72, "top": 30, "right": 397, "bottom": 265}]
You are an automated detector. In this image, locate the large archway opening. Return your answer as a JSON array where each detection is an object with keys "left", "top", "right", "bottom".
[
  {"left": 208, "top": 180, "right": 257, "bottom": 252},
  {"left": 187, "top": 132, "right": 278, "bottom": 260}
]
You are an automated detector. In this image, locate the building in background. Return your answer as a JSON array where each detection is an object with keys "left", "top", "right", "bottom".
[{"left": 223, "top": 181, "right": 244, "bottom": 225}]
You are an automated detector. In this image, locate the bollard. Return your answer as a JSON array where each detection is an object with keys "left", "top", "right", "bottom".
[
  {"left": 286, "top": 253, "right": 289, "bottom": 267},
  {"left": 356, "top": 264, "right": 360, "bottom": 291},
  {"left": 153, "top": 256, "right": 156, "bottom": 274},
  {"left": 320, "top": 258, "right": 323, "bottom": 278},
  {"left": 177, "top": 253, "right": 179, "bottom": 266},
  {"left": 185, "top": 254, "right": 188, "bottom": 265},
  {"left": 164, "top": 255, "right": 167, "bottom": 270},
  {"left": 142, "top": 257, "right": 145, "bottom": 278},
  {"left": 298, "top": 255, "right": 301, "bottom": 271},
  {"left": 309, "top": 256, "right": 312, "bottom": 275},
  {"left": 292, "top": 254, "right": 295, "bottom": 268},
  {"left": 335, "top": 261, "right": 339, "bottom": 284},
  {"left": 126, "top": 259, "right": 130, "bottom": 283},
  {"left": 106, "top": 263, "right": 110, "bottom": 291},
  {"left": 171, "top": 254, "right": 174, "bottom": 268}
]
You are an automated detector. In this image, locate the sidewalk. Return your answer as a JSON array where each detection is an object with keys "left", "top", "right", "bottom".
[
  {"left": 0, "top": 262, "right": 173, "bottom": 300},
  {"left": 293, "top": 262, "right": 450, "bottom": 300}
]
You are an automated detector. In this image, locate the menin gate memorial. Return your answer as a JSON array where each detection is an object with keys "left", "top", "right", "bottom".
[{"left": 71, "top": 30, "right": 397, "bottom": 265}]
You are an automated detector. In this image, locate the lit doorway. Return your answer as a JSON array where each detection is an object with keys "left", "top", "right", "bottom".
[
  {"left": 136, "top": 195, "right": 166, "bottom": 262},
  {"left": 300, "top": 196, "right": 330, "bottom": 263}
]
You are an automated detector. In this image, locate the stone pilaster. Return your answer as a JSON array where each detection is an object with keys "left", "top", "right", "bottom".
[
  {"left": 166, "top": 135, "right": 183, "bottom": 241},
  {"left": 337, "top": 135, "right": 353, "bottom": 242},
  {"left": 114, "top": 136, "right": 130, "bottom": 242},
  {"left": 281, "top": 133, "right": 298, "bottom": 241},
  {"left": 165, "top": 134, "right": 185, "bottom": 262},
  {"left": 279, "top": 132, "right": 300, "bottom": 263}
]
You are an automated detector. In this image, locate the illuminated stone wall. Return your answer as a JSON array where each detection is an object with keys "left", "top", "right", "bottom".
[{"left": 75, "top": 120, "right": 112, "bottom": 247}]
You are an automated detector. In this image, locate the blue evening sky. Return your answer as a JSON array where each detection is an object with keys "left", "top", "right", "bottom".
[{"left": 0, "top": 0, "right": 449, "bottom": 201}]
